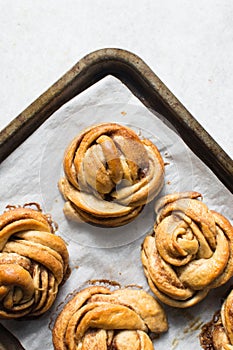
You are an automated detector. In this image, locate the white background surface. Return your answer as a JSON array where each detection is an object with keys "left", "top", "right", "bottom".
[
  {"left": 1, "top": 0, "right": 233, "bottom": 158},
  {"left": 0, "top": 2, "right": 233, "bottom": 349}
]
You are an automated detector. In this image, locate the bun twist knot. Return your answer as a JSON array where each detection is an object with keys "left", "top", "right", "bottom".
[
  {"left": 59, "top": 123, "right": 164, "bottom": 227},
  {"left": 0, "top": 205, "right": 69, "bottom": 318},
  {"left": 52, "top": 286, "right": 168, "bottom": 350},
  {"left": 141, "top": 192, "right": 233, "bottom": 308},
  {"left": 200, "top": 290, "right": 233, "bottom": 349}
]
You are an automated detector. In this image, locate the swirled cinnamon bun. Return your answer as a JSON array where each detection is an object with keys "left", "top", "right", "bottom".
[
  {"left": 200, "top": 290, "right": 233, "bottom": 350},
  {"left": 0, "top": 203, "right": 69, "bottom": 318},
  {"left": 52, "top": 286, "right": 168, "bottom": 350},
  {"left": 58, "top": 123, "right": 164, "bottom": 227},
  {"left": 141, "top": 191, "right": 233, "bottom": 308}
]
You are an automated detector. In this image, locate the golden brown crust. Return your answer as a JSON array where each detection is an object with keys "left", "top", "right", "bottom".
[
  {"left": 200, "top": 290, "right": 233, "bottom": 349},
  {"left": 52, "top": 286, "right": 168, "bottom": 350},
  {"left": 0, "top": 205, "right": 69, "bottom": 318},
  {"left": 141, "top": 192, "right": 233, "bottom": 308},
  {"left": 59, "top": 123, "right": 164, "bottom": 227}
]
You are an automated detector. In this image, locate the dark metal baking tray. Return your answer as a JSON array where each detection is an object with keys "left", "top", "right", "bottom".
[
  {"left": 0, "top": 323, "right": 25, "bottom": 349},
  {"left": 0, "top": 48, "right": 233, "bottom": 193}
]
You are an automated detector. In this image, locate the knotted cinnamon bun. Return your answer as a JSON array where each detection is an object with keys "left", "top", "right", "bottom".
[
  {"left": 58, "top": 123, "right": 164, "bottom": 227},
  {"left": 200, "top": 290, "right": 233, "bottom": 350},
  {"left": 0, "top": 204, "right": 69, "bottom": 318},
  {"left": 141, "top": 191, "right": 233, "bottom": 308},
  {"left": 52, "top": 286, "right": 168, "bottom": 350}
]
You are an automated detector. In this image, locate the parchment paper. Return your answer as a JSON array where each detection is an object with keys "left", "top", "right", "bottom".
[{"left": 0, "top": 76, "right": 233, "bottom": 349}]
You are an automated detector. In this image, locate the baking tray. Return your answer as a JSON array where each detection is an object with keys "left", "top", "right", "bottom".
[
  {"left": 0, "top": 323, "right": 25, "bottom": 349},
  {"left": 0, "top": 48, "right": 233, "bottom": 193},
  {"left": 0, "top": 48, "right": 233, "bottom": 349}
]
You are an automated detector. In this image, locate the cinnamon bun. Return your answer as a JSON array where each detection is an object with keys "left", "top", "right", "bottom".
[
  {"left": 58, "top": 123, "right": 164, "bottom": 227},
  {"left": 200, "top": 289, "right": 233, "bottom": 350},
  {"left": 52, "top": 286, "right": 168, "bottom": 349},
  {"left": 0, "top": 204, "right": 69, "bottom": 318},
  {"left": 141, "top": 192, "right": 233, "bottom": 308}
]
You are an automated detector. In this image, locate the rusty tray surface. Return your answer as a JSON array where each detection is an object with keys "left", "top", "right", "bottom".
[{"left": 0, "top": 48, "right": 232, "bottom": 193}]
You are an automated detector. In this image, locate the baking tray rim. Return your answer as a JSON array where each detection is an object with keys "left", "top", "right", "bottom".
[{"left": 0, "top": 47, "right": 232, "bottom": 193}]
